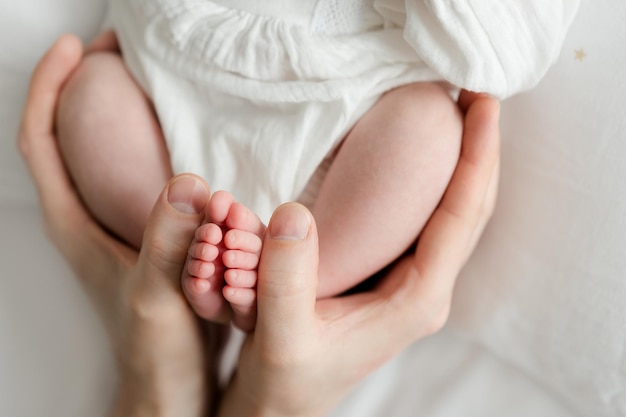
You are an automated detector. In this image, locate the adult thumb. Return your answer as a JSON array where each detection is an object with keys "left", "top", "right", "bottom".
[
  {"left": 138, "top": 174, "right": 209, "bottom": 288},
  {"left": 256, "top": 203, "right": 319, "bottom": 344}
]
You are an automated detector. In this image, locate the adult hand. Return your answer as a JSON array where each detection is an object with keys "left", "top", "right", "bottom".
[
  {"left": 219, "top": 91, "right": 500, "bottom": 417},
  {"left": 18, "top": 34, "right": 215, "bottom": 417}
]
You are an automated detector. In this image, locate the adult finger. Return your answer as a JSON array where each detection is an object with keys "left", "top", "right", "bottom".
[
  {"left": 19, "top": 35, "right": 82, "bottom": 147},
  {"left": 458, "top": 89, "right": 490, "bottom": 114},
  {"left": 468, "top": 152, "right": 500, "bottom": 252},
  {"left": 138, "top": 174, "right": 210, "bottom": 296},
  {"left": 18, "top": 35, "right": 82, "bottom": 202},
  {"left": 85, "top": 30, "right": 120, "bottom": 54},
  {"left": 255, "top": 203, "right": 319, "bottom": 346},
  {"left": 15, "top": 35, "right": 140, "bottom": 298},
  {"left": 410, "top": 96, "right": 500, "bottom": 304},
  {"left": 17, "top": 35, "right": 91, "bottom": 250}
]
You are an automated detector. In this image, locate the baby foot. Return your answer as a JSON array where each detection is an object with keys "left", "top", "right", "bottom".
[
  {"left": 182, "top": 191, "right": 265, "bottom": 332},
  {"left": 182, "top": 221, "right": 231, "bottom": 324}
]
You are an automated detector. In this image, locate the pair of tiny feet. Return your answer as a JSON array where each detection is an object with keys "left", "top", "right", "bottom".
[{"left": 182, "top": 190, "right": 266, "bottom": 332}]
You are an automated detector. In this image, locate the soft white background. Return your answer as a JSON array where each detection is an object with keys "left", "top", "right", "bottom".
[{"left": 1, "top": 1, "right": 624, "bottom": 416}]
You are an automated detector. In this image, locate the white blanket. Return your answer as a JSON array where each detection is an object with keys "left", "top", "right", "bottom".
[{"left": 1, "top": 1, "right": 624, "bottom": 416}]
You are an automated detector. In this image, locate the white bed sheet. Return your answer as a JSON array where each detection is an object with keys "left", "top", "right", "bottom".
[{"left": 1, "top": 1, "right": 624, "bottom": 416}]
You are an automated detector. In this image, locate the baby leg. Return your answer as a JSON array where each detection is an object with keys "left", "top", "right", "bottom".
[
  {"left": 184, "top": 82, "right": 462, "bottom": 331},
  {"left": 182, "top": 191, "right": 265, "bottom": 331},
  {"left": 313, "top": 82, "right": 463, "bottom": 297},
  {"left": 56, "top": 51, "right": 172, "bottom": 249}
]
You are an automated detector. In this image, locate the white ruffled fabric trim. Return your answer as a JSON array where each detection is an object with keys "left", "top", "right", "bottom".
[
  {"left": 115, "top": 0, "right": 438, "bottom": 103},
  {"left": 107, "top": 0, "right": 579, "bottom": 222},
  {"left": 376, "top": 0, "right": 581, "bottom": 98}
]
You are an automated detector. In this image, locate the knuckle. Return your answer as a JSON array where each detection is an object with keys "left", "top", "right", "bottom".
[
  {"left": 483, "top": 189, "right": 498, "bottom": 219},
  {"left": 17, "top": 131, "right": 29, "bottom": 159},
  {"left": 384, "top": 266, "right": 452, "bottom": 339},
  {"left": 412, "top": 296, "right": 452, "bottom": 337},
  {"left": 260, "top": 345, "right": 310, "bottom": 371},
  {"left": 145, "top": 235, "right": 177, "bottom": 269},
  {"left": 146, "top": 235, "right": 169, "bottom": 259},
  {"left": 144, "top": 233, "right": 190, "bottom": 277},
  {"left": 424, "top": 301, "right": 451, "bottom": 336}
]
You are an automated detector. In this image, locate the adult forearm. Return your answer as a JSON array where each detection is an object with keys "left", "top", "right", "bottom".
[
  {"left": 111, "top": 368, "right": 211, "bottom": 417},
  {"left": 109, "top": 361, "right": 209, "bottom": 417},
  {"left": 110, "top": 342, "right": 215, "bottom": 417}
]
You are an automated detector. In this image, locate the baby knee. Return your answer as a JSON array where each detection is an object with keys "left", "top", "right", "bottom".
[
  {"left": 58, "top": 52, "right": 130, "bottom": 109},
  {"left": 392, "top": 82, "right": 460, "bottom": 124}
]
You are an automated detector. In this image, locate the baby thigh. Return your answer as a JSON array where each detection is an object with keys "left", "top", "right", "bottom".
[
  {"left": 56, "top": 52, "right": 172, "bottom": 248},
  {"left": 312, "top": 82, "right": 463, "bottom": 298}
]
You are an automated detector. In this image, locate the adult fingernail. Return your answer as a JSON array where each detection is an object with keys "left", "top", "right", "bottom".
[
  {"left": 269, "top": 203, "right": 311, "bottom": 240},
  {"left": 167, "top": 176, "right": 208, "bottom": 214}
]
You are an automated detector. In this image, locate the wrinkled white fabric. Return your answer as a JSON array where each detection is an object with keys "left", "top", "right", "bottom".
[
  {"left": 109, "top": 0, "right": 578, "bottom": 222},
  {"left": 376, "top": 0, "right": 579, "bottom": 98}
]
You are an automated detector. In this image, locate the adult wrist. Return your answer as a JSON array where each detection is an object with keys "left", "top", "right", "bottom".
[
  {"left": 112, "top": 370, "right": 207, "bottom": 417},
  {"left": 111, "top": 353, "right": 211, "bottom": 417},
  {"left": 108, "top": 312, "right": 225, "bottom": 417}
]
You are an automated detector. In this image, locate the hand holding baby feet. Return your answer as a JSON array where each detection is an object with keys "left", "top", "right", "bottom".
[{"left": 183, "top": 190, "right": 266, "bottom": 332}]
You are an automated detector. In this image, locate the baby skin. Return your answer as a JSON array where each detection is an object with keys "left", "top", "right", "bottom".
[
  {"left": 56, "top": 50, "right": 462, "bottom": 333},
  {"left": 182, "top": 88, "right": 463, "bottom": 332},
  {"left": 184, "top": 191, "right": 266, "bottom": 331}
]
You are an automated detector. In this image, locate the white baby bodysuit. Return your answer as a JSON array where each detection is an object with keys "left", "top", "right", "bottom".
[{"left": 109, "top": 0, "right": 579, "bottom": 222}]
